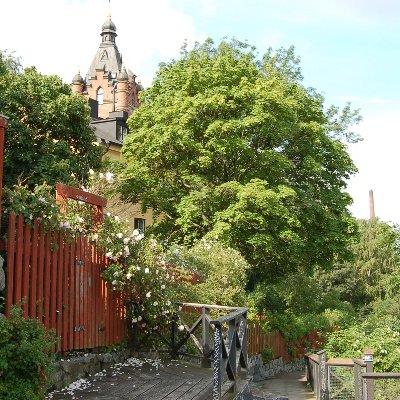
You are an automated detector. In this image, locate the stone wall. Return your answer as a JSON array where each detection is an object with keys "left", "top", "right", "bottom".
[
  {"left": 48, "top": 349, "right": 131, "bottom": 390},
  {"left": 247, "top": 355, "right": 305, "bottom": 382}
]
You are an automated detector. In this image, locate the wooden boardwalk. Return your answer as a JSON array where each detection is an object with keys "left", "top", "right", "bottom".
[{"left": 47, "top": 358, "right": 213, "bottom": 400}]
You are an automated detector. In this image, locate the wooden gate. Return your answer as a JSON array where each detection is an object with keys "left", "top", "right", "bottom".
[{"left": 5, "top": 212, "right": 127, "bottom": 352}]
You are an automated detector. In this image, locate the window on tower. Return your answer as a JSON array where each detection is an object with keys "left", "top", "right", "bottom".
[{"left": 97, "top": 87, "right": 104, "bottom": 105}]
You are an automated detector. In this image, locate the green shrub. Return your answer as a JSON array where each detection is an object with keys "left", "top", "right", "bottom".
[
  {"left": 261, "top": 345, "right": 274, "bottom": 364},
  {"left": 0, "top": 307, "right": 56, "bottom": 400}
]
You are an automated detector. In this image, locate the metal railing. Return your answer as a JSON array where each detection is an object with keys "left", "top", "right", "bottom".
[
  {"left": 306, "top": 350, "right": 400, "bottom": 400},
  {"left": 130, "top": 302, "right": 249, "bottom": 400}
]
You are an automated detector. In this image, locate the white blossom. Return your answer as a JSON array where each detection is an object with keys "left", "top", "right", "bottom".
[
  {"left": 116, "top": 233, "right": 123, "bottom": 239},
  {"left": 153, "top": 301, "right": 158, "bottom": 306},
  {"left": 178, "top": 325, "right": 185, "bottom": 332},
  {"left": 126, "top": 273, "right": 132, "bottom": 280},
  {"left": 63, "top": 221, "right": 70, "bottom": 229},
  {"left": 115, "top": 215, "right": 120, "bottom": 222},
  {"left": 132, "top": 229, "right": 140, "bottom": 237},
  {"left": 124, "top": 246, "right": 130, "bottom": 256},
  {"left": 166, "top": 300, "right": 171, "bottom": 306},
  {"left": 89, "top": 168, "right": 94, "bottom": 175},
  {"left": 145, "top": 268, "right": 150, "bottom": 274},
  {"left": 137, "top": 316, "right": 142, "bottom": 321},
  {"left": 161, "top": 284, "right": 165, "bottom": 290},
  {"left": 123, "top": 237, "right": 130, "bottom": 244},
  {"left": 112, "top": 280, "right": 117, "bottom": 285},
  {"left": 105, "top": 172, "right": 114, "bottom": 183},
  {"left": 146, "top": 291, "right": 151, "bottom": 298},
  {"left": 105, "top": 252, "right": 113, "bottom": 258},
  {"left": 132, "top": 318, "right": 137, "bottom": 323}
]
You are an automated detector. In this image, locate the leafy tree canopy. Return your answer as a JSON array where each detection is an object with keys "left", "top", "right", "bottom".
[
  {"left": 0, "top": 50, "right": 102, "bottom": 189},
  {"left": 121, "top": 39, "right": 360, "bottom": 284}
]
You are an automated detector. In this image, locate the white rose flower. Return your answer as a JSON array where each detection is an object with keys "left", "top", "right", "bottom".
[
  {"left": 126, "top": 273, "right": 132, "bottom": 280},
  {"left": 145, "top": 268, "right": 150, "bottom": 274},
  {"left": 114, "top": 215, "right": 120, "bottom": 222},
  {"left": 166, "top": 300, "right": 171, "bottom": 306},
  {"left": 146, "top": 291, "right": 151, "bottom": 298},
  {"left": 137, "top": 316, "right": 142, "bottom": 321},
  {"left": 161, "top": 284, "right": 165, "bottom": 289},
  {"left": 116, "top": 233, "right": 123, "bottom": 239},
  {"left": 132, "top": 229, "right": 140, "bottom": 236},
  {"left": 89, "top": 168, "right": 94, "bottom": 175},
  {"left": 123, "top": 237, "right": 130, "bottom": 244},
  {"left": 124, "top": 246, "right": 130, "bottom": 256},
  {"left": 105, "top": 172, "right": 114, "bottom": 183},
  {"left": 112, "top": 280, "right": 117, "bottom": 285},
  {"left": 153, "top": 301, "right": 158, "bottom": 306},
  {"left": 105, "top": 252, "right": 113, "bottom": 258},
  {"left": 63, "top": 221, "right": 70, "bottom": 229},
  {"left": 132, "top": 318, "right": 137, "bottom": 323},
  {"left": 178, "top": 325, "right": 185, "bottom": 332},
  {"left": 99, "top": 172, "right": 104, "bottom": 179}
]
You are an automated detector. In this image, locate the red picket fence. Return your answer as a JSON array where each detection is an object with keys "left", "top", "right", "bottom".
[{"left": 5, "top": 212, "right": 127, "bottom": 352}]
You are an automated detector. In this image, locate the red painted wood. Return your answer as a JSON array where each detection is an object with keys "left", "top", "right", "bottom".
[
  {"left": 5, "top": 213, "right": 16, "bottom": 316},
  {"left": 50, "top": 232, "right": 58, "bottom": 331},
  {"left": 22, "top": 223, "right": 31, "bottom": 317},
  {"left": 69, "top": 239, "right": 76, "bottom": 351},
  {"left": 55, "top": 183, "right": 107, "bottom": 208},
  {"left": 57, "top": 232, "right": 64, "bottom": 351},
  {"left": 14, "top": 215, "right": 24, "bottom": 305},
  {"left": 29, "top": 220, "right": 39, "bottom": 318},
  {"left": 62, "top": 233, "right": 69, "bottom": 352},
  {"left": 37, "top": 223, "right": 45, "bottom": 322},
  {"left": 75, "top": 236, "right": 82, "bottom": 349},
  {"left": 87, "top": 240, "right": 94, "bottom": 349},
  {"left": 82, "top": 237, "right": 88, "bottom": 349},
  {"left": 44, "top": 231, "right": 51, "bottom": 329}
]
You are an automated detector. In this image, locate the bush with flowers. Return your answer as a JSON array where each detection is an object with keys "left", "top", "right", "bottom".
[{"left": 1, "top": 173, "right": 179, "bottom": 335}]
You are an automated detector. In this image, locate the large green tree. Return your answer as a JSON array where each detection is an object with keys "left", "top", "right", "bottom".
[
  {"left": 0, "top": 50, "right": 102, "bottom": 189},
  {"left": 121, "top": 39, "right": 360, "bottom": 283}
]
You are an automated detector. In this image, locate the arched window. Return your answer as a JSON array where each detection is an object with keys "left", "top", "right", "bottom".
[{"left": 97, "top": 87, "right": 104, "bottom": 105}]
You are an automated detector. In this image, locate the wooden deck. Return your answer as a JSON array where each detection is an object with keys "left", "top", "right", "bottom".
[{"left": 47, "top": 358, "right": 213, "bottom": 400}]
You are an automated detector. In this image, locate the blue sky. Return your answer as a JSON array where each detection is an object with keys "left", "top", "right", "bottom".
[{"left": 1, "top": 0, "right": 400, "bottom": 222}]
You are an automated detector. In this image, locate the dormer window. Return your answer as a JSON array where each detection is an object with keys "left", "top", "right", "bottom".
[{"left": 97, "top": 87, "right": 104, "bottom": 104}]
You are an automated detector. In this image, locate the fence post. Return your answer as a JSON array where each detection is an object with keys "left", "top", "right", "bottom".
[
  {"left": 363, "top": 348, "right": 374, "bottom": 400},
  {"left": 213, "top": 323, "right": 223, "bottom": 400},
  {"left": 317, "top": 350, "right": 328, "bottom": 400},
  {"left": 353, "top": 359, "right": 364, "bottom": 400},
  {"left": 201, "top": 306, "right": 211, "bottom": 368},
  {"left": 0, "top": 114, "right": 7, "bottom": 228},
  {"left": 171, "top": 313, "right": 178, "bottom": 358}
]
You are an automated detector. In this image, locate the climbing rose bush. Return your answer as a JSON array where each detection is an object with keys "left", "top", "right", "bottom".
[{"left": 95, "top": 213, "right": 177, "bottom": 332}]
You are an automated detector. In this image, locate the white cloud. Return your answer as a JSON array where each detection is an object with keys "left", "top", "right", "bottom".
[{"left": 0, "top": 0, "right": 201, "bottom": 86}]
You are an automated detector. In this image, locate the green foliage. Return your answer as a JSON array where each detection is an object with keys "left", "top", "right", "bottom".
[
  {"left": 121, "top": 38, "right": 359, "bottom": 284},
  {"left": 261, "top": 345, "right": 274, "bottom": 364},
  {"left": 0, "top": 52, "right": 102, "bottom": 189},
  {"left": 0, "top": 307, "right": 56, "bottom": 400},
  {"left": 166, "top": 239, "right": 249, "bottom": 306}
]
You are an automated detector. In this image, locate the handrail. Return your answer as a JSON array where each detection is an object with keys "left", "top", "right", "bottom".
[
  {"left": 363, "top": 372, "right": 400, "bottom": 379},
  {"left": 175, "top": 302, "right": 248, "bottom": 400}
]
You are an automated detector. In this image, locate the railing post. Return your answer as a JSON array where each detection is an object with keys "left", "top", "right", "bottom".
[
  {"left": 354, "top": 359, "right": 364, "bottom": 400},
  {"left": 201, "top": 306, "right": 211, "bottom": 367},
  {"left": 317, "top": 350, "right": 328, "bottom": 400},
  {"left": 363, "top": 348, "right": 374, "bottom": 400},
  {"left": 171, "top": 313, "right": 178, "bottom": 358},
  {"left": 213, "top": 323, "right": 223, "bottom": 400}
]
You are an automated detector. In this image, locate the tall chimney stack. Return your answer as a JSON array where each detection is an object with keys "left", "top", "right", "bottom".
[{"left": 369, "top": 189, "right": 376, "bottom": 219}]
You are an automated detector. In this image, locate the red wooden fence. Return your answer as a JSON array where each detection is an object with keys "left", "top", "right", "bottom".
[
  {"left": 5, "top": 213, "right": 127, "bottom": 352},
  {"left": 247, "top": 324, "right": 288, "bottom": 360}
]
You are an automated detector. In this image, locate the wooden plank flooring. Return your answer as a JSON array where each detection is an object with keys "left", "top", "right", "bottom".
[{"left": 47, "top": 358, "right": 213, "bottom": 400}]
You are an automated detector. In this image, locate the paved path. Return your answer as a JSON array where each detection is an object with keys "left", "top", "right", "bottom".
[
  {"left": 251, "top": 371, "right": 316, "bottom": 400},
  {"left": 46, "top": 358, "right": 213, "bottom": 400}
]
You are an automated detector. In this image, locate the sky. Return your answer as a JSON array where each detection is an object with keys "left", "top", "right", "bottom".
[{"left": 1, "top": 0, "right": 400, "bottom": 223}]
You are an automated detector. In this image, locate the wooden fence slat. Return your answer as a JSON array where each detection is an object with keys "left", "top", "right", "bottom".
[
  {"left": 50, "top": 232, "right": 58, "bottom": 331},
  {"left": 69, "top": 239, "right": 76, "bottom": 351},
  {"left": 57, "top": 232, "right": 64, "bottom": 352},
  {"left": 83, "top": 237, "right": 88, "bottom": 349},
  {"left": 14, "top": 215, "right": 24, "bottom": 306},
  {"left": 5, "top": 212, "right": 16, "bottom": 316},
  {"left": 37, "top": 223, "right": 45, "bottom": 322},
  {"left": 29, "top": 220, "right": 39, "bottom": 318},
  {"left": 44, "top": 231, "right": 51, "bottom": 329},
  {"left": 22, "top": 223, "right": 31, "bottom": 317},
  {"left": 62, "top": 233, "right": 69, "bottom": 352}
]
